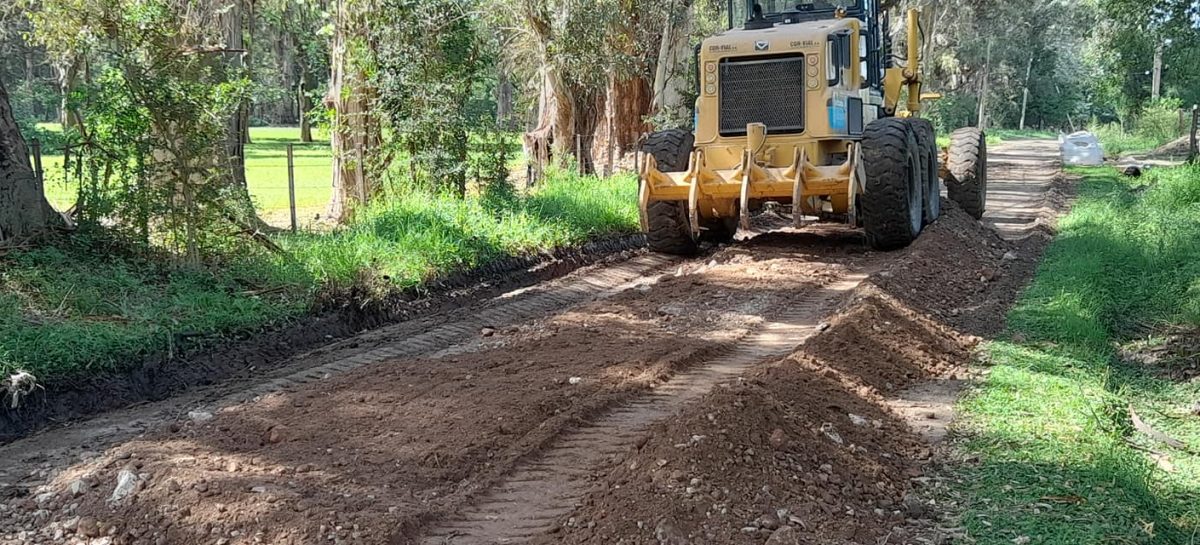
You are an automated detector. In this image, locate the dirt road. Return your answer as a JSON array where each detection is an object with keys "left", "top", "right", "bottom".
[{"left": 0, "top": 139, "right": 1064, "bottom": 545}]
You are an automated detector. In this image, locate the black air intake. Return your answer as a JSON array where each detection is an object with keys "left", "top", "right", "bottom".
[{"left": 719, "top": 55, "right": 806, "bottom": 137}]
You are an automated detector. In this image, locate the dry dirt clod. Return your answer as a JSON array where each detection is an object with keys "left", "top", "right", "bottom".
[{"left": 107, "top": 470, "right": 138, "bottom": 504}]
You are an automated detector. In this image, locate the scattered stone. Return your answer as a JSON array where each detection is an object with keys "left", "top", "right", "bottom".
[
  {"left": 765, "top": 525, "right": 800, "bottom": 545},
  {"left": 653, "top": 519, "right": 688, "bottom": 545},
  {"left": 480, "top": 327, "right": 496, "bottom": 337},
  {"left": 188, "top": 411, "right": 214, "bottom": 423},
  {"left": 108, "top": 469, "right": 139, "bottom": 504},
  {"left": 768, "top": 428, "right": 786, "bottom": 449},
  {"left": 902, "top": 494, "right": 930, "bottom": 518},
  {"left": 819, "top": 423, "right": 843, "bottom": 445},
  {"left": 568, "top": 377, "right": 583, "bottom": 385},
  {"left": 68, "top": 479, "right": 89, "bottom": 497},
  {"left": 755, "top": 513, "right": 780, "bottom": 530},
  {"left": 1012, "top": 536, "right": 1031, "bottom": 545},
  {"left": 847, "top": 414, "right": 868, "bottom": 427},
  {"left": 1002, "top": 251, "right": 1019, "bottom": 262},
  {"left": 76, "top": 517, "right": 100, "bottom": 538},
  {"left": 268, "top": 427, "right": 287, "bottom": 444}
]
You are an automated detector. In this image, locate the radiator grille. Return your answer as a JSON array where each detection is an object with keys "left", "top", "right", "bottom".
[{"left": 719, "top": 55, "right": 806, "bottom": 136}]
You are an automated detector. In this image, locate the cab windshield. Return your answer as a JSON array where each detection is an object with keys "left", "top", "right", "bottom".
[{"left": 729, "top": 0, "right": 865, "bottom": 28}]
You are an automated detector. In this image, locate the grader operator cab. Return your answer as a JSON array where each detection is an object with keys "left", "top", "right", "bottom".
[{"left": 639, "top": 0, "right": 987, "bottom": 254}]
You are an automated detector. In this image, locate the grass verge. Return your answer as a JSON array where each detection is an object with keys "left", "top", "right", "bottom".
[
  {"left": 949, "top": 165, "right": 1200, "bottom": 543},
  {"left": 0, "top": 168, "right": 639, "bottom": 383}
]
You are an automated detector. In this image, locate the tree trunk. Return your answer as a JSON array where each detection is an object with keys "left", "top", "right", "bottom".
[
  {"left": 977, "top": 39, "right": 991, "bottom": 130},
  {"left": 55, "top": 58, "right": 82, "bottom": 132},
  {"left": 651, "top": 0, "right": 694, "bottom": 127},
  {"left": 0, "top": 77, "right": 60, "bottom": 244},
  {"left": 1019, "top": 52, "right": 1034, "bottom": 130},
  {"left": 298, "top": 70, "right": 313, "bottom": 142},
  {"left": 220, "top": 0, "right": 250, "bottom": 192},
  {"left": 496, "top": 70, "right": 515, "bottom": 130},
  {"left": 325, "top": 0, "right": 381, "bottom": 223}
]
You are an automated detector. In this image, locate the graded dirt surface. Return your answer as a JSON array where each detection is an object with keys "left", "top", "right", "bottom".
[{"left": 0, "top": 139, "right": 1065, "bottom": 545}]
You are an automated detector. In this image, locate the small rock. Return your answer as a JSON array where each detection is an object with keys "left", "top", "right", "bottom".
[
  {"left": 765, "top": 525, "right": 800, "bottom": 545},
  {"left": 108, "top": 470, "right": 139, "bottom": 504},
  {"left": 1190, "top": 402, "right": 1200, "bottom": 416},
  {"left": 755, "top": 513, "right": 781, "bottom": 530},
  {"left": 91, "top": 537, "right": 113, "bottom": 545},
  {"left": 68, "top": 478, "right": 91, "bottom": 498},
  {"left": 654, "top": 519, "right": 688, "bottom": 545},
  {"left": 35, "top": 492, "right": 55, "bottom": 505},
  {"left": 480, "top": 327, "right": 496, "bottom": 337},
  {"left": 267, "top": 427, "right": 287, "bottom": 444},
  {"left": 568, "top": 377, "right": 583, "bottom": 385},
  {"left": 165, "top": 479, "right": 182, "bottom": 493},
  {"left": 902, "top": 494, "right": 930, "bottom": 518},
  {"left": 819, "top": 423, "right": 843, "bottom": 445},
  {"left": 188, "top": 411, "right": 214, "bottom": 423},
  {"left": 816, "top": 322, "right": 831, "bottom": 332},
  {"left": 76, "top": 517, "right": 100, "bottom": 538},
  {"left": 847, "top": 414, "right": 868, "bottom": 427},
  {"left": 1002, "top": 251, "right": 1019, "bottom": 262},
  {"left": 1012, "top": 537, "right": 1030, "bottom": 545},
  {"left": 636, "top": 285, "right": 652, "bottom": 294},
  {"left": 768, "top": 428, "right": 786, "bottom": 449}
]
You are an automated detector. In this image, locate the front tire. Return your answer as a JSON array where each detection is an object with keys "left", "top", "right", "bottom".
[
  {"left": 860, "top": 118, "right": 924, "bottom": 251},
  {"left": 642, "top": 130, "right": 699, "bottom": 255},
  {"left": 948, "top": 127, "right": 987, "bottom": 219},
  {"left": 909, "top": 118, "right": 941, "bottom": 225}
]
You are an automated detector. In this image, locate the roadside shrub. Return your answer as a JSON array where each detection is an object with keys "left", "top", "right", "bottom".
[
  {"left": 1134, "top": 98, "right": 1183, "bottom": 144},
  {"left": 1090, "top": 122, "right": 1159, "bottom": 157}
]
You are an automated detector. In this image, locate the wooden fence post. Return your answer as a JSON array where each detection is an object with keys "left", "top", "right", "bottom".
[
  {"left": 1189, "top": 106, "right": 1198, "bottom": 163},
  {"left": 355, "top": 141, "right": 367, "bottom": 204},
  {"left": 287, "top": 143, "right": 298, "bottom": 233},
  {"left": 30, "top": 139, "right": 44, "bottom": 191}
]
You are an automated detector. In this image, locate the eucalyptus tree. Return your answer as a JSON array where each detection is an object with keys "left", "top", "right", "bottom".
[{"left": 0, "top": 75, "right": 61, "bottom": 245}]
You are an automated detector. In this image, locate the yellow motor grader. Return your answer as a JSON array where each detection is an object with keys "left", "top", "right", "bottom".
[{"left": 639, "top": 0, "right": 987, "bottom": 254}]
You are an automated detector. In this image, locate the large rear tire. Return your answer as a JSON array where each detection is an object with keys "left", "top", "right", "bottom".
[
  {"left": 909, "top": 118, "right": 941, "bottom": 225},
  {"left": 948, "top": 127, "right": 987, "bottom": 219},
  {"left": 642, "top": 130, "right": 699, "bottom": 255},
  {"left": 860, "top": 118, "right": 923, "bottom": 251}
]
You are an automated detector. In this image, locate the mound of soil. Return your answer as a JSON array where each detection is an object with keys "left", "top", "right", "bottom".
[
  {"left": 528, "top": 204, "right": 1051, "bottom": 545},
  {"left": 871, "top": 199, "right": 1054, "bottom": 337}
]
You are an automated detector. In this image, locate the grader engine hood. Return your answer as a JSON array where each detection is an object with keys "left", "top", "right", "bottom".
[
  {"left": 638, "top": 17, "right": 872, "bottom": 237},
  {"left": 695, "top": 18, "right": 864, "bottom": 147}
]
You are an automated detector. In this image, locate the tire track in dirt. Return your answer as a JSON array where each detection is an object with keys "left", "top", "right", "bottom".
[
  {"left": 420, "top": 273, "right": 868, "bottom": 545},
  {"left": 0, "top": 254, "right": 679, "bottom": 488}
]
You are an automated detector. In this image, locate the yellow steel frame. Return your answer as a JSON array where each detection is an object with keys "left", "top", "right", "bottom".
[{"left": 640, "top": 8, "right": 925, "bottom": 237}]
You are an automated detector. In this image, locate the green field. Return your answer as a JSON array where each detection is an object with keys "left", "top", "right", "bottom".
[
  {"left": 35, "top": 125, "right": 334, "bottom": 227},
  {"left": 949, "top": 165, "right": 1200, "bottom": 543}
]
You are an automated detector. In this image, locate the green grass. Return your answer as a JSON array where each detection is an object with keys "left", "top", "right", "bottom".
[
  {"left": 935, "top": 128, "right": 1057, "bottom": 149},
  {"left": 279, "top": 170, "right": 640, "bottom": 289},
  {"left": 1090, "top": 123, "right": 1165, "bottom": 157},
  {"left": 950, "top": 165, "right": 1200, "bottom": 543},
  {"left": 0, "top": 167, "right": 639, "bottom": 383}
]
